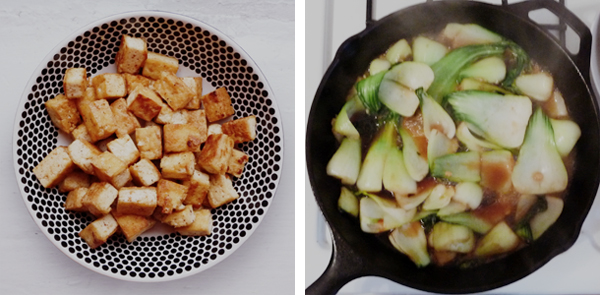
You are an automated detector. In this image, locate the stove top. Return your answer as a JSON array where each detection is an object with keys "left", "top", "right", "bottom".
[{"left": 305, "top": 0, "right": 600, "bottom": 293}]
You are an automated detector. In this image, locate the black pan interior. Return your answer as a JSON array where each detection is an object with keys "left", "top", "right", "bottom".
[{"left": 306, "top": 1, "right": 600, "bottom": 293}]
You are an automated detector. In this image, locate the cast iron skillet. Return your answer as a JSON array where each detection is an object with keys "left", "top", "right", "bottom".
[{"left": 306, "top": 0, "right": 600, "bottom": 294}]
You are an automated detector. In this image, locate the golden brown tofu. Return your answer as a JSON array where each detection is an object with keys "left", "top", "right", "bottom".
[
  {"left": 186, "top": 109, "right": 208, "bottom": 144},
  {"left": 129, "top": 158, "right": 161, "bottom": 186},
  {"left": 92, "top": 73, "right": 127, "bottom": 100},
  {"left": 153, "top": 71, "right": 194, "bottom": 111},
  {"left": 160, "top": 152, "right": 195, "bottom": 179},
  {"left": 64, "top": 187, "right": 89, "bottom": 212},
  {"left": 197, "top": 134, "right": 234, "bottom": 175},
  {"left": 182, "top": 77, "right": 203, "bottom": 109},
  {"left": 222, "top": 115, "right": 257, "bottom": 143},
  {"left": 156, "top": 179, "right": 188, "bottom": 214},
  {"left": 227, "top": 149, "right": 249, "bottom": 178},
  {"left": 163, "top": 123, "right": 202, "bottom": 153},
  {"left": 135, "top": 126, "right": 162, "bottom": 160},
  {"left": 112, "top": 212, "right": 157, "bottom": 243},
  {"left": 123, "top": 73, "right": 153, "bottom": 94},
  {"left": 83, "top": 182, "right": 118, "bottom": 217},
  {"left": 67, "top": 139, "right": 102, "bottom": 175},
  {"left": 126, "top": 86, "right": 164, "bottom": 121},
  {"left": 158, "top": 204, "right": 195, "bottom": 228},
  {"left": 58, "top": 170, "right": 91, "bottom": 193},
  {"left": 207, "top": 174, "right": 239, "bottom": 208},
  {"left": 110, "top": 98, "right": 141, "bottom": 138},
  {"left": 81, "top": 99, "right": 118, "bottom": 142},
  {"left": 91, "top": 151, "right": 128, "bottom": 183},
  {"left": 202, "top": 87, "right": 235, "bottom": 123},
  {"left": 111, "top": 168, "right": 132, "bottom": 189},
  {"left": 71, "top": 124, "right": 93, "bottom": 143},
  {"left": 64, "top": 68, "right": 88, "bottom": 99},
  {"left": 45, "top": 94, "right": 82, "bottom": 134},
  {"left": 33, "top": 146, "right": 75, "bottom": 188},
  {"left": 115, "top": 35, "right": 148, "bottom": 75},
  {"left": 79, "top": 213, "right": 119, "bottom": 249},
  {"left": 177, "top": 209, "right": 212, "bottom": 236},
  {"left": 182, "top": 170, "right": 210, "bottom": 208},
  {"left": 117, "top": 187, "right": 157, "bottom": 216},
  {"left": 106, "top": 134, "right": 140, "bottom": 166},
  {"left": 207, "top": 123, "right": 223, "bottom": 136},
  {"left": 154, "top": 104, "right": 188, "bottom": 125},
  {"left": 142, "top": 51, "right": 179, "bottom": 80}
]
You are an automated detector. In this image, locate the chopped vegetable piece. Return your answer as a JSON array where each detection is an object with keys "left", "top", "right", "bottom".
[
  {"left": 399, "top": 127, "right": 429, "bottom": 181},
  {"left": 439, "top": 212, "right": 493, "bottom": 234},
  {"left": 396, "top": 183, "right": 434, "bottom": 210},
  {"left": 456, "top": 122, "right": 501, "bottom": 152},
  {"left": 422, "top": 184, "right": 453, "bottom": 210},
  {"left": 360, "top": 194, "right": 416, "bottom": 233},
  {"left": 427, "top": 129, "right": 459, "bottom": 169},
  {"left": 511, "top": 107, "right": 568, "bottom": 194},
  {"left": 378, "top": 76, "right": 420, "bottom": 117},
  {"left": 474, "top": 221, "right": 520, "bottom": 257},
  {"left": 480, "top": 150, "right": 515, "bottom": 194},
  {"left": 514, "top": 195, "right": 547, "bottom": 242},
  {"left": 356, "top": 121, "right": 396, "bottom": 192},
  {"left": 412, "top": 36, "right": 448, "bottom": 65},
  {"left": 550, "top": 118, "right": 581, "bottom": 157},
  {"left": 356, "top": 70, "right": 387, "bottom": 114},
  {"left": 530, "top": 196, "right": 563, "bottom": 240},
  {"left": 384, "top": 62, "right": 435, "bottom": 91},
  {"left": 326, "top": 137, "right": 362, "bottom": 185},
  {"left": 383, "top": 147, "right": 417, "bottom": 195},
  {"left": 385, "top": 39, "right": 412, "bottom": 64},
  {"left": 417, "top": 88, "right": 456, "bottom": 140},
  {"left": 437, "top": 201, "right": 468, "bottom": 216},
  {"left": 441, "top": 23, "right": 503, "bottom": 48},
  {"left": 369, "top": 58, "right": 391, "bottom": 75},
  {"left": 390, "top": 222, "right": 431, "bottom": 267},
  {"left": 458, "top": 77, "right": 512, "bottom": 94},
  {"left": 428, "top": 222, "right": 475, "bottom": 253},
  {"left": 332, "top": 96, "right": 363, "bottom": 140},
  {"left": 431, "top": 151, "right": 481, "bottom": 183},
  {"left": 459, "top": 56, "right": 506, "bottom": 84},
  {"left": 446, "top": 90, "right": 532, "bottom": 148},
  {"left": 452, "top": 182, "right": 483, "bottom": 209},
  {"left": 338, "top": 187, "right": 359, "bottom": 217},
  {"left": 515, "top": 72, "right": 554, "bottom": 101}
]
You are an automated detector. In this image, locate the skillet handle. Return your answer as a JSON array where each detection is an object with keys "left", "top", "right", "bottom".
[
  {"left": 306, "top": 231, "right": 366, "bottom": 295},
  {"left": 505, "top": 0, "right": 592, "bottom": 79}
]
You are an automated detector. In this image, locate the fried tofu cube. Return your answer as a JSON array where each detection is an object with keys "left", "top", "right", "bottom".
[
  {"left": 123, "top": 73, "right": 153, "bottom": 94},
  {"left": 142, "top": 51, "right": 179, "bottom": 80},
  {"left": 187, "top": 109, "right": 208, "bottom": 144},
  {"left": 91, "top": 152, "right": 128, "bottom": 184},
  {"left": 92, "top": 73, "right": 127, "bottom": 100},
  {"left": 222, "top": 115, "right": 257, "bottom": 143},
  {"left": 163, "top": 124, "right": 202, "bottom": 153},
  {"left": 117, "top": 187, "right": 157, "bottom": 216},
  {"left": 33, "top": 146, "right": 75, "bottom": 188},
  {"left": 115, "top": 35, "right": 148, "bottom": 74},
  {"left": 159, "top": 204, "right": 195, "bottom": 228},
  {"left": 227, "top": 149, "right": 249, "bottom": 178},
  {"left": 68, "top": 139, "right": 102, "bottom": 175},
  {"left": 111, "top": 167, "right": 132, "bottom": 189},
  {"left": 202, "top": 87, "right": 235, "bottom": 122},
  {"left": 197, "top": 134, "right": 234, "bottom": 174},
  {"left": 182, "top": 170, "right": 210, "bottom": 208},
  {"left": 79, "top": 213, "right": 119, "bottom": 249},
  {"left": 153, "top": 71, "right": 194, "bottom": 111},
  {"left": 75, "top": 87, "right": 97, "bottom": 117},
  {"left": 106, "top": 134, "right": 140, "bottom": 166},
  {"left": 160, "top": 152, "right": 195, "bottom": 179},
  {"left": 45, "top": 94, "right": 82, "bottom": 134},
  {"left": 126, "top": 86, "right": 164, "bottom": 121},
  {"left": 130, "top": 159, "right": 161, "bottom": 186},
  {"left": 58, "top": 170, "right": 91, "bottom": 193},
  {"left": 135, "top": 126, "right": 162, "bottom": 160},
  {"left": 83, "top": 182, "right": 118, "bottom": 216},
  {"left": 71, "top": 124, "right": 93, "bottom": 143},
  {"left": 154, "top": 105, "right": 188, "bottom": 125},
  {"left": 182, "top": 77, "right": 203, "bottom": 109},
  {"left": 177, "top": 209, "right": 212, "bottom": 236},
  {"left": 156, "top": 179, "right": 188, "bottom": 214},
  {"left": 80, "top": 99, "right": 117, "bottom": 142},
  {"left": 64, "top": 68, "right": 88, "bottom": 99},
  {"left": 64, "top": 187, "right": 88, "bottom": 212},
  {"left": 207, "top": 123, "right": 223, "bottom": 136},
  {"left": 208, "top": 174, "right": 239, "bottom": 208},
  {"left": 112, "top": 212, "right": 157, "bottom": 243},
  {"left": 110, "top": 98, "right": 141, "bottom": 138}
]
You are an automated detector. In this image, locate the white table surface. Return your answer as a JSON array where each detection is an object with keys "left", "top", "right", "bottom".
[{"left": 0, "top": 1, "right": 295, "bottom": 294}]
